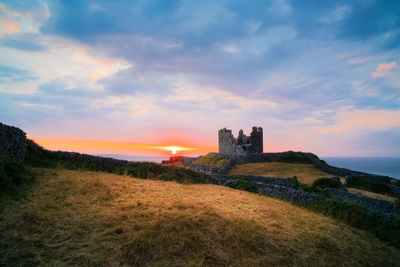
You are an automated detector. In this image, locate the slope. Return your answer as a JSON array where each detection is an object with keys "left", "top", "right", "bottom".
[{"left": 1, "top": 168, "right": 399, "bottom": 266}]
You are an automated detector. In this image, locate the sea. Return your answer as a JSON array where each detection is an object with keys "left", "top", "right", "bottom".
[{"left": 322, "top": 157, "right": 400, "bottom": 180}]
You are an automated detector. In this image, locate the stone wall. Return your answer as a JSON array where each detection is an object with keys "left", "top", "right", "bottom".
[
  {"left": 0, "top": 122, "right": 27, "bottom": 162},
  {"left": 328, "top": 189, "right": 396, "bottom": 215},
  {"left": 211, "top": 174, "right": 297, "bottom": 187},
  {"left": 209, "top": 173, "right": 318, "bottom": 203}
]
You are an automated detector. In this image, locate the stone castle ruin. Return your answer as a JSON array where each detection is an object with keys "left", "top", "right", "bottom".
[{"left": 218, "top": 126, "right": 263, "bottom": 155}]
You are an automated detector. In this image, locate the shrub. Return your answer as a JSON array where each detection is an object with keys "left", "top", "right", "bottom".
[
  {"left": 311, "top": 178, "right": 344, "bottom": 190},
  {"left": 119, "top": 162, "right": 208, "bottom": 184},
  {"left": 193, "top": 155, "right": 229, "bottom": 167},
  {"left": 278, "top": 151, "right": 316, "bottom": 164},
  {"left": 346, "top": 176, "right": 392, "bottom": 195},
  {"left": 229, "top": 176, "right": 258, "bottom": 193},
  {"left": 305, "top": 198, "right": 400, "bottom": 247},
  {"left": 0, "top": 154, "right": 33, "bottom": 191}
]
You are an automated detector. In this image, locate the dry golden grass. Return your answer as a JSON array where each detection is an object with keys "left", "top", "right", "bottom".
[
  {"left": 347, "top": 188, "right": 398, "bottom": 202},
  {"left": 229, "top": 162, "right": 338, "bottom": 184},
  {"left": 1, "top": 168, "right": 399, "bottom": 266}
]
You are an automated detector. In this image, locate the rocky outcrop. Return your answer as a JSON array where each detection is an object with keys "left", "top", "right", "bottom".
[{"left": 0, "top": 122, "right": 27, "bottom": 162}]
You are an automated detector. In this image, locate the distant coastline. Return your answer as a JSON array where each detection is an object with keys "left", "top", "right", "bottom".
[{"left": 323, "top": 157, "right": 400, "bottom": 180}]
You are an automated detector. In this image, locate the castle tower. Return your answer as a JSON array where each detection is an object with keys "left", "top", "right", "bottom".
[
  {"left": 218, "top": 126, "right": 263, "bottom": 155},
  {"left": 250, "top": 126, "right": 263, "bottom": 153}
]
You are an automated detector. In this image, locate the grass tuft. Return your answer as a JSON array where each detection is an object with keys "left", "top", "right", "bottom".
[{"left": 193, "top": 154, "right": 229, "bottom": 167}]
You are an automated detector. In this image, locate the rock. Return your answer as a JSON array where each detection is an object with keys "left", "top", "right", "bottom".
[{"left": 0, "top": 122, "right": 27, "bottom": 162}]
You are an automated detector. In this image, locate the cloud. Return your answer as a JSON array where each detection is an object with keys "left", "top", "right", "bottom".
[
  {"left": 0, "top": 33, "right": 46, "bottom": 51},
  {"left": 347, "top": 57, "right": 372, "bottom": 64},
  {"left": 371, "top": 61, "right": 397, "bottom": 78},
  {"left": 0, "top": 64, "right": 37, "bottom": 84}
]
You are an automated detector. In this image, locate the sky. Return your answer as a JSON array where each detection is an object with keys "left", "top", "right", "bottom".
[{"left": 0, "top": 0, "right": 399, "bottom": 157}]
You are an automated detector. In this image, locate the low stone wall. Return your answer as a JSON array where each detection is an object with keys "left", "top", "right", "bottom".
[
  {"left": 258, "top": 183, "right": 319, "bottom": 203},
  {"left": 0, "top": 122, "right": 27, "bottom": 162},
  {"left": 211, "top": 174, "right": 296, "bottom": 187},
  {"left": 328, "top": 189, "right": 397, "bottom": 214},
  {"left": 209, "top": 174, "right": 318, "bottom": 203}
]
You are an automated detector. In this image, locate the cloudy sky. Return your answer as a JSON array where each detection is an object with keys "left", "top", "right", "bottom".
[{"left": 0, "top": 0, "right": 399, "bottom": 157}]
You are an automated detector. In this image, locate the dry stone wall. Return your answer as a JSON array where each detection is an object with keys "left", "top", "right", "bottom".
[{"left": 0, "top": 122, "right": 27, "bottom": 162}]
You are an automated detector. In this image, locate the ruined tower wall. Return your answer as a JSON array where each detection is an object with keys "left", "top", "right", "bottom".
[
  {"left": 218, "top": 128, "right": 246, "bottom": 155},
  {"left": 249, "top": 127, "right": 263, "bottom": 153},
  {"left": 218, "top": 127, "right": 263, "bottom": 155}
]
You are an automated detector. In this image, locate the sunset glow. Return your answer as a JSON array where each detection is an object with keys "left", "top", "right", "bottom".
[{"left": 31, "top": 137, "right": 216, "bottom": 157}]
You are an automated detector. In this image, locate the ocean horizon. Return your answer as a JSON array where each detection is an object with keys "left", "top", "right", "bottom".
[{"left": 322, "top": 157, "right": 400, "bottom": 180}]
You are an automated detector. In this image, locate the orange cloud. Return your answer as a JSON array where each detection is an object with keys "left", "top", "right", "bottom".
[
  {"left": 347, "top": 57, "right": 371, "bottom": 64},
  {"left": 30, "top": 137, "right": 216, "bottom": 157},
  {"left": 377, "top": 61, "right": 397, "bottom": 70},
  {"left": 0, "top": 16, "right": 20, "bottom": 35},
  {"left": 371, "top": 61, "right": 397, "bottom": 78}
]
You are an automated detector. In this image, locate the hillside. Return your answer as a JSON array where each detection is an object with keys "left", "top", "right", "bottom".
[
  {"left": 228, "top": 162, "right": 336, "bottom": 184},
  {"left": 1, "top": 168, "right": 400, "bottom": 266}
]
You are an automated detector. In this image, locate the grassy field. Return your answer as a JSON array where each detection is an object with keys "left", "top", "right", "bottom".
[
  {"left": 228, "top": 162, "right": 337, "bottom": 184},
  {"left": 1, "top": 168, "right": 400, "bottom": 266},
  {"left": 192, "top": 154, "right": 229, "bottom": 167}
]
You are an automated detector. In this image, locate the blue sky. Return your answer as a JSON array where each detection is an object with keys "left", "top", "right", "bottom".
[{"left": 0, "top": 0, "right": 399, "bottom": 156}]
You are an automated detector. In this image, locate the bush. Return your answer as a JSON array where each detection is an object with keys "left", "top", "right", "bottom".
[
  {"left": 346, "top": 176, "right": 392, "bottom": 195},
  {"left": 229, "top": 176, "right": 258, "bottom": 193},
  {"left": 278, "top": 151, "right": 317, "bottom": 164},
  {"left": 193, "top": 155, "right": 229, "bottom": 167},
  {"left": 24, "top": 139, "right": 60, "bottom": 168},
  {"left": 305, "top": 198, "right": 400, "bottom": 247},
  {"left": 0, "top": 154, "right": 33, "bottom": 191},
  {"left": 118, "top": 162, "right": 208, "bottom": 184},
  {"left": 311, "top": 178, "right": 344, "bottom": 190}
]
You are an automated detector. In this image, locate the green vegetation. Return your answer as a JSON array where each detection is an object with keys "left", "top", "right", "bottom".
[
  {"left": 117, "top": 162, "right": 208, "bottom": 184},
  {"left": 305, "top": 198, "right": 400, "bottom": 247},
  {"left": 0, "top": 153, "right": 34, "bottom": 192},
  {"left": 193, "top": 154, "right": 229, "bottom": 167},
  {"left": 278, "top": 151, "right": 318, "bottom": 164},
  {"left": 346, "top": 176, "right": 395, "bottom": 196},
  {"left": 288, "top": 176, "right": 345, "bottom": 193},
  {"left": 311, "top": 177, "right": 344, "bottom": 190},
  {"left": 228, "top": 176, "right": 258, "bottom": 193}
]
